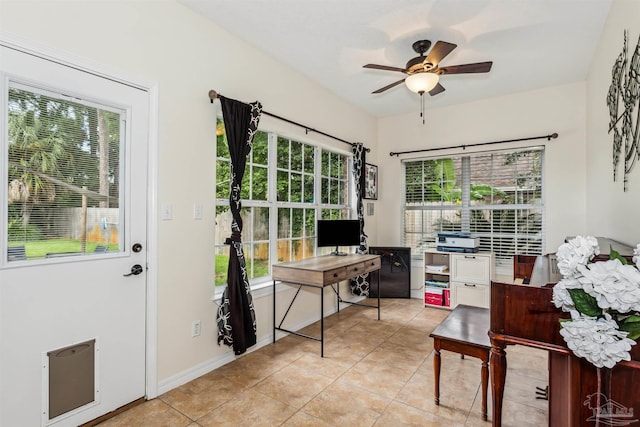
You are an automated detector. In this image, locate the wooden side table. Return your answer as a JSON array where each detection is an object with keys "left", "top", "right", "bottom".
[{"left": 429, "top": 304, "right": 491, "bottom": 421}]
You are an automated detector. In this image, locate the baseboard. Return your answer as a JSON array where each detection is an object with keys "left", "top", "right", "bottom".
[
  {"left": 157, "top": 351, "right": 236, "bottom": 395},
  {"left": 157, "top": 297, "right": 363, "bottom": 396}
]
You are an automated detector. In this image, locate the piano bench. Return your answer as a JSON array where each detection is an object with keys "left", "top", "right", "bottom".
[{"left": 429, "top": 304, "right": 491, "bottom": 421}]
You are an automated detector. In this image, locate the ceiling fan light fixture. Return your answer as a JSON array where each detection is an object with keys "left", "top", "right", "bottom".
[{"left": 405, "top": 72, "right": 439, "bottom": 94}]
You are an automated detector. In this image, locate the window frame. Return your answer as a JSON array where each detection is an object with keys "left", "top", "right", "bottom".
[
  {"left": 402, "top": 146, "right": 545, "bottom": 275},
  {"left": 214, "top": 117, "right": 354, "bottom": 290},
  {"left": 5, "top": 80, "right": 127, "bottom": 264}
]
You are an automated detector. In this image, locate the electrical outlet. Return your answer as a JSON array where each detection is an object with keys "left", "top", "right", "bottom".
[{"left": 192, "top": 320, "right": 201, "bottom": 337}]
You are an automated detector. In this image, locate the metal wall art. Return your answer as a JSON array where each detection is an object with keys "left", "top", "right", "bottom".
[{"left": 607, "top": 30, "right": 640, "bottom": 192}]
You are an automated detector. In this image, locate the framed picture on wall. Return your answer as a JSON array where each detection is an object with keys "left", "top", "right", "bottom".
[{"left": 364, "top": 163, "right": 378, "bottom": 200}]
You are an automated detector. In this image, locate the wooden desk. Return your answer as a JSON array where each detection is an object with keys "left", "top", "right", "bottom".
[
  {"left": 430, "top": 305, "right": 491, "bottom": 421},
  {"left": 271, "top": 254, "right": 381, "bottom": 357}
]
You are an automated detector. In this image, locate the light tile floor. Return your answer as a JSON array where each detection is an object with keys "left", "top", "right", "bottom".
[{"left": 99, "top": 298, "right": 549, "bottom": 426}]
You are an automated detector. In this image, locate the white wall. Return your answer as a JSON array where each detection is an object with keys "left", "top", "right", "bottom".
[
  {"left": 0, "top": 0, "right": 377, "bottom": 398},
  {"left": 376, "top": 82, "right": 589, "bottom": 256},
  {"left": 586, "top": 0, "right": 640, "bottom": 245}
]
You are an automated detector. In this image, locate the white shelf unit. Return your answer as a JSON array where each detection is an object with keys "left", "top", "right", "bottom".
[
  {"left": 424, "top": 250, "right": 494, "bottom": 309},
  {"left": 423, "top": 250, "right": 452, "bottom": 309}
]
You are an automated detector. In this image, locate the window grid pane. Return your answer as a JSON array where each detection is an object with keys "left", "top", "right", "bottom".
[
  {"left": 320, "top": 150, "right": 349, "bottom": 207},
  {"left": 214, "top": 206, "right": 270, "bottom": 285},
  {"left": 277, "top": 207, "right": 316, "bottom": 262}
]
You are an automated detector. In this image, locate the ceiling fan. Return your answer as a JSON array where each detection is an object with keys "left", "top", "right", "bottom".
[{"left": 363, "top": 40, "right": 493, "bottom": 96}]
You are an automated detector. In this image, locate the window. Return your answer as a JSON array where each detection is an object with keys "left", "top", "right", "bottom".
[
  {"left": 403, "top": 147, "right": 544, "bottom": 272},
  {"left": 214, "top": 121, "right": 269, "bottom": 285},
  {"left": 6, "top": 83, "right": 123, "bottom": 262},
  {"left": 214, "top": 119, "right": 352, "bottom": 287},
  {"left": 276, "top": 136, "right": 317, "bottom": 263}
]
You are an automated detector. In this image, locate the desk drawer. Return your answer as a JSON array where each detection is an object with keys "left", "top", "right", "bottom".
[
  {"left": 346, "top": 261, "right": 367, "bottom": 277},
  {"left": 326, "top": 262, "right": 366, "bottom": 281},
  {"left": 362, "top": 257, "right": 381, "bottom": 274},
  {"left": 324, "top": 267, "right": 348, "bottom": 283},
  {"left": 322, "top": 258, "right": 378, "bottom": 284}
]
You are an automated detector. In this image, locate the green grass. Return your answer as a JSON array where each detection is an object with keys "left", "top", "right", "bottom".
[
  {"left": 9, "top": 239, "right": 118, "bottom": 259},
  {"left": 215, "top": 254, "right": 230, "bottom": 286},
  {"left": 215, "top": 254, "right": 269, "bottom": 286}
]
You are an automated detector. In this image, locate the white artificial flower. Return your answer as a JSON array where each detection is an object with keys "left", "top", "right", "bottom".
[
  {"left": 552, "top": 277, "right": 583, "bottom": 312},
  {"left": 578, "top": 259, "right": 640, "bottom": 312},
  {"left": 559, "top": 313, "right": 635, "bottom": 369},
  {"left": 634, "top": 243, "right": 640, "bottom": 270},
  {"left": 556, "top": 236, "right": 600, "bottom": 278}
]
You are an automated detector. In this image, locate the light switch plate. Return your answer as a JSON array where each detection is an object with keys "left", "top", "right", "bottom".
[
  {"left": 161, "top": 203, "right": 173, "bottom": 220},
  {"left": 193, "top": 204, "right": 203, "bottom": 220}
]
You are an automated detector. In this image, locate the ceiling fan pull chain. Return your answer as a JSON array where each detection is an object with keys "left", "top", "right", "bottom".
[{"left": 421, "top": 93, "right": 425, "bottom": 125}]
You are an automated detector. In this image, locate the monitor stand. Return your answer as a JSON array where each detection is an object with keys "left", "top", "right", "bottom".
[{"left": 330, "top": 246, "right": 347, "bottom": 256}]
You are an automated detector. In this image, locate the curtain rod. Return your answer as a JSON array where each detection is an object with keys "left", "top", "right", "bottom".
[
  {"left": 389, "top": 132, "right": 558, "bottom": 157},
  {"left": 208, "top": 90, "right": 369, "bottom": 152}
]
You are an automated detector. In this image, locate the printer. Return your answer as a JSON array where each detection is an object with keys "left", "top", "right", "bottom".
[{"left": 436, "top": 232, "right": 480, "bottom": 253}]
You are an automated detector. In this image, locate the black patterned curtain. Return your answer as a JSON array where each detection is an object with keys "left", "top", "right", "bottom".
[
  {"left": 350, "top": 143, "right": 369, "bottom": 296},
  {"left": 216, "top": 96, "right": 262, "bottom": 355}
]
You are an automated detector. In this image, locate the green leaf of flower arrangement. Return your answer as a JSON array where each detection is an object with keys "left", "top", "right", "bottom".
[
  {"left": 610, "top": 246, "right": 628, "bottom": 265},
  {"left": 620, "top": 324, "right": 640, "bottom": 340},
  {"left": 567, "top": 289, "right": 602, "bottom": 317},
  {"left": 617, "top": 316, "right": 640, "bottom": 340},
  {"left": 622, "top": 315, "right": 640, "bottom": 324}
]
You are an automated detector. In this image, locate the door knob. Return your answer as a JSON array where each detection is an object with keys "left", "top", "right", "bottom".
[{"left": 124, "top": 264, "right": 144, "bottom": 276}]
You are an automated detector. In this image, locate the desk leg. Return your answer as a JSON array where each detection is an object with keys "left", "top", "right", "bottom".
[
  {"left": 490, "top": 341, "right": 507, "bottom": 426},
  {"left": 377, "top": 269, "right": 381, "bottom": 320},
  {"left": 320, "top": 287, "right": 324, "bottom": 357},
  {"left": 433, "top": 342, "right": 441, "bottom": 406},
  {"left": 273, "top": 280, "right": 276, "bottom": 344},
  {"left": 481, "top": 357, "right": 489, "bottom": 421}
]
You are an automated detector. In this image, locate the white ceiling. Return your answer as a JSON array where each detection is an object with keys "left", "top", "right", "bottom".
[{"left": 179, "top": 0, "right": 612, "bottom": 118}]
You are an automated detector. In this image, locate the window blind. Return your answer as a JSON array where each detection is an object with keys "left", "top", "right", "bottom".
[
  {"left": 7, "top": 83, "right": 122, "bottom": 260},
  {"left": 402, "top": 147, "right": 544, "bottom": 272}
]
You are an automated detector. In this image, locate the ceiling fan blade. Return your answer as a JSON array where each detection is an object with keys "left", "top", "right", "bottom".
[
  {"left": 429, "top": 83, "right": 445, "bottom": 96},
  {"left": 438, "top": 61, "right": 493, "bottom": 74},
  {"left": 424, "top": 41, "right": 457, "bottom": 67},
  {"left": 372, "top": 79, "right": 406, "bottom": 94},
  {"left": 363, "top": 64, "right": 407, "bottom": 73}
]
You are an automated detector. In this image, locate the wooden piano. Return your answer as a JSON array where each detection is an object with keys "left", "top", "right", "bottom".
[{"left": 489, "top": 239, "right": 640, "bottom": 426}]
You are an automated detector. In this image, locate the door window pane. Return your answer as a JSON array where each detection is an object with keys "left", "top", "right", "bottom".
[{"left": 6, "top": 84, "right": 122, "bottom": 261}]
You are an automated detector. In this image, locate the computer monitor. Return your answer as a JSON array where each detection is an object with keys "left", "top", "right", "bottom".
[{"left": 316, "top": 219, "right": 361, "bottom": 256}]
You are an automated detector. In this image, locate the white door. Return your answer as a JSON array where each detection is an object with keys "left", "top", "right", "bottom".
[{"left": 0, "top": 45, "right": 149, "bottom": 426}]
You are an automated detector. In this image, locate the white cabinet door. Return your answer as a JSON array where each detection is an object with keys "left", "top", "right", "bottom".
[
  {"left": 451, "top": 281, "right": 490, "bottom": 308},
  {"left": 451, "top": 254, "right": 492, "bottom": 285}
]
